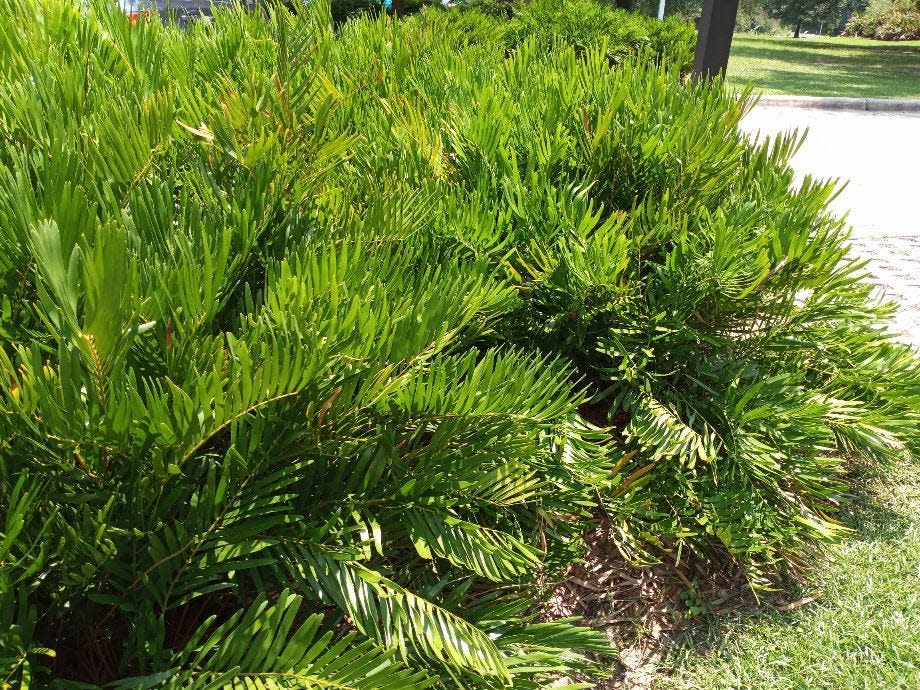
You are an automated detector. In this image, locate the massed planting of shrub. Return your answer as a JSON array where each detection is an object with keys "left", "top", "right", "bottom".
[
  {"left": 331, "top": 0, "right": 385, "bottom": 25},
  {"left": 2, "top": 0, "right": 920, "bottom": 688},
  {"left": 400, "top": 0, "right": 696, "bottom": 69},
  {"left": 327, "top": 9, "right": 920, "bottom": 584},
  {"left": 0, "top": 1, "right": 614, "bottom": 688},
  {"left": 503, "top": 0, "right": 695, "bottom": 64}
]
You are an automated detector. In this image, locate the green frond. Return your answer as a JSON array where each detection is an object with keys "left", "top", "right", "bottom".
[
  {"left": 160, "top": 590, "right": 434, "bottom": 690},
  {"left": 404, "top": 509, "right": 541, "bottom": 582},
  {"left": 284, "top": 549, "right": 513, "bottom": 685},
  {"left": 624, "top": 395, "right": 721, "bottom": 469}
]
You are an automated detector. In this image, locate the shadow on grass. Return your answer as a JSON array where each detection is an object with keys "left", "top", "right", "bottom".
[
  {"left": 734, "top": 37, "right": 920, "bottom": 56},
  {"left": 727, "top": 40, "right": 920, "bottom": 97},
  {"left": 730, "top": 65, "right": 920, "bottom": 98},
  {"left": 838, "top": 456, "right": 919, "bottom": 543},
  {"left": 731, "top": 42, "right": 920, "bottom": 66},
  {"left": 655, "top": 456, "right": 918, "bottom": 671}
]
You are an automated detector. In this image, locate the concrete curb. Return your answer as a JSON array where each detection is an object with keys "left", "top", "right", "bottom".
[{"left": 755, "top": 94, "right": 920, "bottom": 113}]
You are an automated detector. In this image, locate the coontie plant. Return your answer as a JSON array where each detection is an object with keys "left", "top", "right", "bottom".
[{"left": 2, "top": 1, "right": 919, "bottom": 689}]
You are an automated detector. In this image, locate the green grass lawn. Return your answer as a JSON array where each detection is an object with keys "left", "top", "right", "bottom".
[
  {"left": 727, "top": 33, "right": 920, "bottom": 99},
  {"left": 653, "top": 457, "right": 920, "bottom": 690}
]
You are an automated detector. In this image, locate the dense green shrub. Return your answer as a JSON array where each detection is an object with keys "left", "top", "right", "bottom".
[
  {"left": 503, "top": 0, "right": 682, "bottom": 59},
  {"left": 328, "top": 10, "right": 920, "bottom": 585},
  {"left": 644, "top": 13, "right": 698, "bottom": 56},
  {"left": 331, "top": 0, "right": 385, "bottom": 25},
  {"left": 403, "top": 0, "right": 696, "bottom": 68},
  {"left": 401, "top": 5, "right": 512, "bottom": 50},
  {"left": 2, "top": 0, "right": 919, "bottom": 688},
  {"left": 845, "top": 0, "right": 920, "bottom": 38},
  {"left": 0, "top": 1, "right": 612, "bottom": 687},
  {"left": 460, "top": 0, "right": 519, "bottom": 17}
]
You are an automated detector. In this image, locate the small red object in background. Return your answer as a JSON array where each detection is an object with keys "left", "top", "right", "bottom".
[{"left": 127, "top": 9, "right": 153, "bottom": 25}]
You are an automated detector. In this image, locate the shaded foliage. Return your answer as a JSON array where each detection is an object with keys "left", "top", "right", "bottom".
[{"left": 411, "top": 0, "right": 697, "bottom": 69}]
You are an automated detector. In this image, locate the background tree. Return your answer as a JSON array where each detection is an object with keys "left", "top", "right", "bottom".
[
  {"left": 629, "top": 0, "right": 867, "bottom": 34},
  {"left": 765, "top": 0, "right": 867, "bottom": 35}
]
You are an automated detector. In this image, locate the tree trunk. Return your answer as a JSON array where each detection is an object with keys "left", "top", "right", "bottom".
[{"left": 794, "top": 18, "right": 802, "bottom": 38}]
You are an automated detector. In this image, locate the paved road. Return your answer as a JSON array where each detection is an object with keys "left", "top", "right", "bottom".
[{"left": 740, "top": 106, "right": 920, "bottom": 345}]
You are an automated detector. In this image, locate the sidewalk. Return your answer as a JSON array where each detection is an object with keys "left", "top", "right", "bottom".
[{"left": 741, "top": 106, "right": 920, "bottom": 344}]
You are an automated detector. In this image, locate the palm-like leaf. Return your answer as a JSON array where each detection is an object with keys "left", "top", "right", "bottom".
[{"left": 156, "top": 590, "right": 434, "bottom": 690}]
